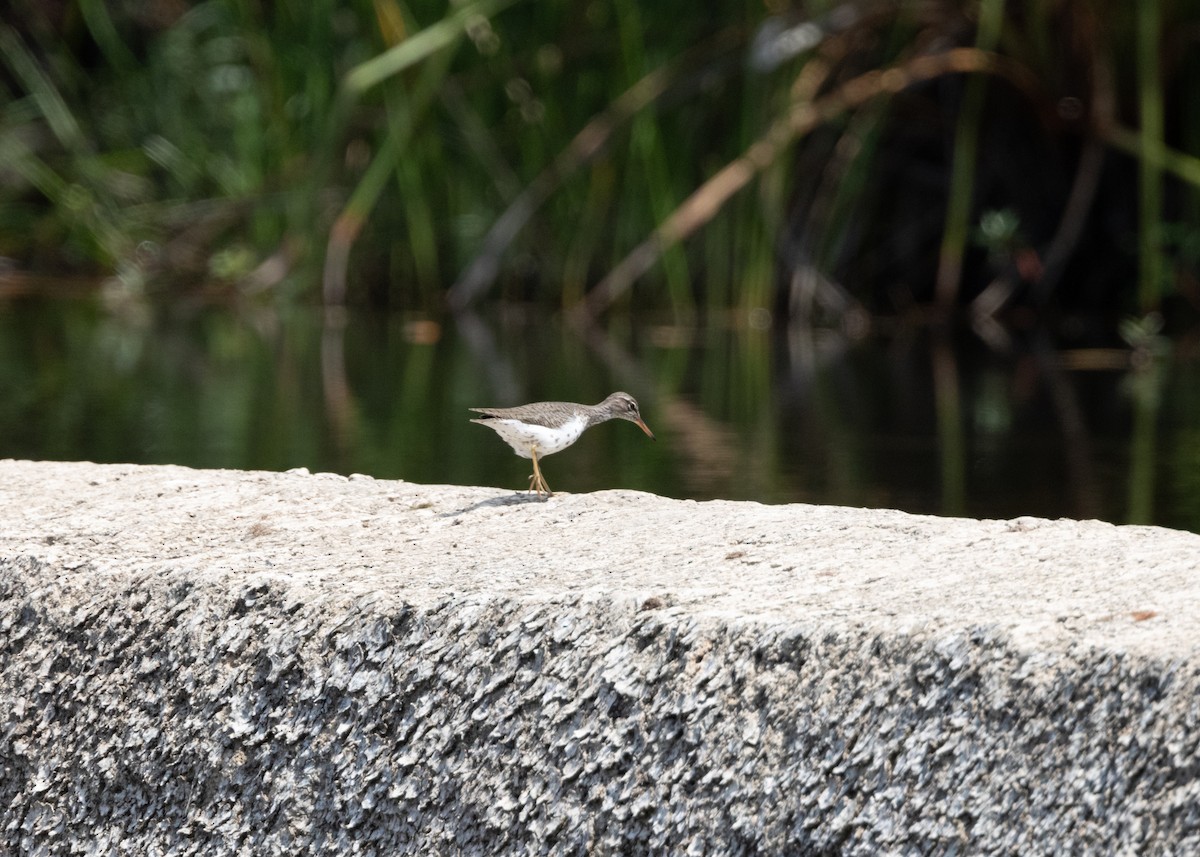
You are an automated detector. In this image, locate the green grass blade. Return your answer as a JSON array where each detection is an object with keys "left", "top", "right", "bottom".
[
  {"left": 77, "top": 0, "right": 139, "bottom": 71},
  {"left": 1137, "top": 0, "right": 1164, "bottom": 311},
  {"left": 343, "top": 0, "right": 520, "bottom": 96},
  {"left": 0, "top": 23, "right": 85, "bottom": 152},
  {"left": 934, "top": 0, "right": 1005, "bottom": 308}
]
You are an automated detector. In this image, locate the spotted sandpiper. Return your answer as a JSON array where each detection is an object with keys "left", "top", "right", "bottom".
[{"left": 470, "top": 392, "right": 655, "bottom": 497}]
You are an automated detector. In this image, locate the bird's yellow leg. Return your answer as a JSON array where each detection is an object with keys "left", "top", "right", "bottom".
[{"left": 528, "top": 447, "right": 553, "bottom": 497}]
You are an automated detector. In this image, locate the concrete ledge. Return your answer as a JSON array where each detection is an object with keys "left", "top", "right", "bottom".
[{"left": 2, "top": 460, "right": 1198, "bottom": 853}]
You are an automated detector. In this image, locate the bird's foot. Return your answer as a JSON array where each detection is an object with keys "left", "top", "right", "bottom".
[{"left": 527, "top": 472, "right": 553, "bottom": 498}]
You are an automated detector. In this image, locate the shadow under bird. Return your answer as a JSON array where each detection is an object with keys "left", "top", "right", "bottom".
[{"left": 469, "top": 392, "right": 655, "bottom": 497}]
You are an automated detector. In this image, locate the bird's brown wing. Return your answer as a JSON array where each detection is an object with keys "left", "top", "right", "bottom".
[{"left": 467, "top": 401, "right": 579, "bottom": 428}]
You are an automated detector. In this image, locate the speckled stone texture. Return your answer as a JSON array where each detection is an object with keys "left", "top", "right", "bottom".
[{"left": 1, "top": 460, "right": 1199, "bottom": 854}]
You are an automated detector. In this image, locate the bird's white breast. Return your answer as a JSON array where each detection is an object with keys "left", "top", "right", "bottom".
[{"left": 486, "top": 414, "right": 587, "bottom": 458}]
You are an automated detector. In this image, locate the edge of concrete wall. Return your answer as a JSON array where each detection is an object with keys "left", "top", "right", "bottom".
[{"left": 2, "top": 460, "right": 1199, "bottom": 853}]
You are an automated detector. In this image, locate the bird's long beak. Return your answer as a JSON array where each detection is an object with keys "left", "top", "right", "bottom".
[{"left": 635, "top": 418, "right": 656, "bottom": 441}]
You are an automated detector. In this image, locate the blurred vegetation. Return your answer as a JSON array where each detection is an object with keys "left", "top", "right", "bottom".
[{"left": 2, "top": 0, "right": 1200, "bottom": 323}]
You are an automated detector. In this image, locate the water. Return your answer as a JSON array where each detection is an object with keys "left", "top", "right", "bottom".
[{"left": 2, "top": 297, "right": 1197, "bottom": 533}]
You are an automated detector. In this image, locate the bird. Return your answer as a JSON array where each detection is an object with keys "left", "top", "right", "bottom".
[{"left": 469, "top": 392, "right": 655, "bottom": 497}]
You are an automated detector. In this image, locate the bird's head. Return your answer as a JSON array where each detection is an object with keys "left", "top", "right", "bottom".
[{"left": 604, "top": 392, "right": 655, "bottom": 440}]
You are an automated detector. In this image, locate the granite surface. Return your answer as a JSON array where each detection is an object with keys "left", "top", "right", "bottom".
[{"left": 2, "top": 460, "right": 1198, "bottom": 854}]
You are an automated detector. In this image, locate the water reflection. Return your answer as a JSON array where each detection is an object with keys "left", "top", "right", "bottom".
[{"left": 0, "top": 297, "right": 1194, "bottom": 533}]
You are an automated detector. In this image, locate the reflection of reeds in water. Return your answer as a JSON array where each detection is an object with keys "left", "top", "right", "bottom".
[
  {"left": 0, "top": 293, "right": 1191, "bottom": 528},
  {"left": 656, "top": 398, "right": 739, "bottom": 497}
]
